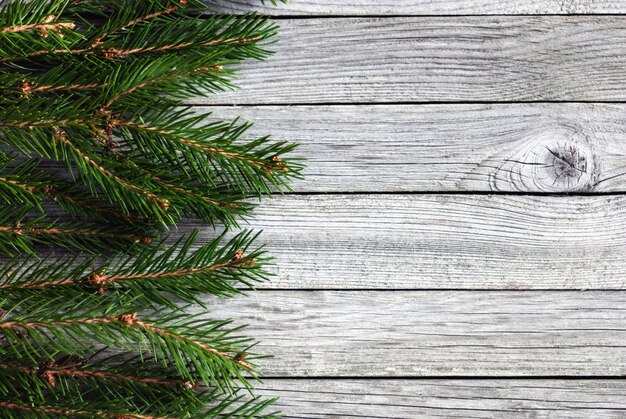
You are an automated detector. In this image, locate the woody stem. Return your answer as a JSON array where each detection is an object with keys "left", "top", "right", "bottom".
[
  {"left": 0, "top": 401, "right": 163, "bottom": 419},
  {"left": 0, "top": 362, "right": 192, "bottom": 388},
  {"left": 0, "top": 257, "right": 248, "bottom": 290},
  {"left": 0, "top": 314, "right": 253, "bottom": 370}
]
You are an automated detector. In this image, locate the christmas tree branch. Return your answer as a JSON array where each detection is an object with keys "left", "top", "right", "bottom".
[
  {"left": 52, "top": 127, "right": 170, "bottom": 211},
  {"left": 21, "top": 80, "right": 104, "bottom": 95},
  {"left": 0, "top": 156, "right": 156, "bottom": 225},
  {"left": 1, "top": 15, "right": 75, "bottom": 36},
  {"left": 0, "top": 231, "right": 265, "bottom": 306},
  {"left": 0, "top": 360, "right": 192, "bottom": 388},
  {"left": 0, "top": 211, "right": 154, "bottom": 255},
  {"left": 0, "top": 224, "right": 147, "bottom": 242},
  {"left": 104, "top": 64, "right": 224, "bottom": 107},
  {"left": 0, "top": 401, "right": 164, "bottom": 419},
  {"left": 0, "top": 310, "right": 256, "bottom": 388},
  {"left": 90, "top": 1, "right": 188, "bottom": 48},
  {"left": 0, "top": 0, "right": 293, "bottom": 415}
]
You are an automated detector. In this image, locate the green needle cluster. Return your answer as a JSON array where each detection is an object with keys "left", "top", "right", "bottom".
[{"left": 0, "top": 0, "right": 296, "bottom": 417}]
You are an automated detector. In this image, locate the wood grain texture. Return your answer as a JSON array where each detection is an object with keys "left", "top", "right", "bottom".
[
  {"left": 257, "top": 379, "right": 626, "bottom": 418},
  {"left": 191, "top": 17, "right": 626, "bottom": 104},
  {"left": 193, "top": 194, "right": 626, "bottom": 289},
  {"left": 206, "top": 104, "right": 626, "bottom": 193},
  {"left": 204, "top": 291, "right": 626, "bottom": 376},
  {"left": 205, "top": 0, "right": 626, "bottom": 16}
]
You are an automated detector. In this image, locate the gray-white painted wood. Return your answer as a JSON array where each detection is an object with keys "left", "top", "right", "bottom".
[
  {"left": 257, "top": 379, "right": 626, "bottom": 418},
  {"left": 205, "top": 0, "right": 626, "bottom": 15},
  {"left": 206, "top": 104, "right": 626, "bottom": 193},
  {"left": 193, "top": 194, "right": 626, "bottom": 289},
  {"left": 205, "top": 291, "right": 626, "bottom": 376},
  {"left": 191, "top": 17, "right": 626, "bottom": 104}
]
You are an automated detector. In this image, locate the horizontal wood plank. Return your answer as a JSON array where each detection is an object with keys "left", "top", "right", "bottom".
[
  {"left": 192, "top": 17, "right": 626, "bottom": 104},
  {"left": 257, "top": 379, "right": 626, "bottom": 418},
  {"left": 206, "top": 104, "right": 626, "bottom": 193},
  {"left": 189, "top": 194, "right": 626, "bottom": 289},
  {"left": 204, "top": 291, "right": 626, "bottom": 376},
  {"left": 205, "top": 1, "right": 626, "bottom": 16}
]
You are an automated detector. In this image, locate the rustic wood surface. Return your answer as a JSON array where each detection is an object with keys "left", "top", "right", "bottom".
[
  {"left": 204, "top": 1, "right": 626, "bottom": 417},
  {"left": 206, "top": 1, "right": 626, "bottom": 15},
  {"left": 205, "top": 290, "right": 626, "bottom": 376},
  {"left": 191, "top": 194, "right": 626, "bottom": 289},
  {"left": 255, "top": 379, "right": 626, "bottom": 418},
  {"left": 207, "top": 104, "right": 626, "bottom": 193},
  {"left": 193, "top": 17, "right": 626, "bottom": 104}
]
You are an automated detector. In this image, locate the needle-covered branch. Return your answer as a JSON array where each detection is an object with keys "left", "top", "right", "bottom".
[
  {"left": 0, "top": 230, "right": 268, "bottom": 306},
  {"left": 0, "top": 295, "right": 257, "bottom": 390},
  {"left": 0, "top": 0, "right": 300, "bottom": 233},
  {"left": 0, "top": 0, "right": 293, "bottom": 416}
]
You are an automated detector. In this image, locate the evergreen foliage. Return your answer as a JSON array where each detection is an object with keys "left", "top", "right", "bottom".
[{"left": 0, "top": 0, "right": 296, "bottom": 416}]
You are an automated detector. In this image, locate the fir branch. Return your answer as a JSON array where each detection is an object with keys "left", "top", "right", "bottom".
[
  {"left": 0, "top": 350, "right": 277, "bottom": 418},
  {"left": 0, "top": 314, "right": 234, "bottom": 358},
  {"left": 0, "top": 0, "right": 294, "bottom": 416},
  {"left": 0, "top": 10, "right": 276, "bottom": 63},
  {"left": 0, "top": 230, "right": 266, "bottom": 306},
  {"left": 0, "top": 155, "right": 157, "bottom": 225},
  {"left": 103, "top": 63, "right": 225, "bottom": 107},
  {"left": 101, "top": 35, "right": 263, "bottom": 59},
  {"left": 89, "top": 0, "right": 191, "bottom": 48},
  {"left": 0, "top": 305, "right": 257, "bottom": 389},
  {"left": 21, "top": 80, "right": 104, "bottom": 95},
  {"left": 1, "top": 15, "right": 75, "bottom": 36},
  {"left": 0, "top": 0, "right": 73, "bottom": 30},
  {"left": 0, "top": 208, "right": 155, "bottom": 255},
  {"left": 0, "top": 401, "right": 164, "bottom": 419},
  {"left": 116, "top": 114, "right": 301, "bottom": 194},
  {"left": 52, "top": 126, "right": 169, "bottom": 210},
  {"left": 0, "top": 360, "right": 193, "bottom": 388}
]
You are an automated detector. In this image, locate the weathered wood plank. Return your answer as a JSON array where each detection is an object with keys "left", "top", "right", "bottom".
[
  {"left": 192, "top": 17, "right": 626, "bottom": 104},
  {"left": 190, "top": 194, "right": 626, "bottom": 289},
  {"left": 206, "top": 104, "right": 626, "bottom": 193},
  {"left": 257, "top": 379, "right": 626, "bottom": 418},
  {"left": 205, "top": 0, "right": 626, "bottom": 16},
  {"left": 204, "top": 291, "right": 626, "bottom": 376}
]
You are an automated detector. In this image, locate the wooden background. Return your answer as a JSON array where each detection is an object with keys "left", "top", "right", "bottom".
[{"left": 202, "top": 1, "right": 626, "bottom": 417}]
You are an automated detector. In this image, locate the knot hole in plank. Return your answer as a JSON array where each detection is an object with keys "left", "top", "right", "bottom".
[
  {"left": 486, "top": 129, "right": 597, "bottom": 193},
  {"left": 549, "top": 144, "right": 586, "bottom": 182}
]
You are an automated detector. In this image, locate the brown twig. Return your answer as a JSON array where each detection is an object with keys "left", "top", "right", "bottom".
[
  {"left": 0, "top": 119, "right": 93, "bottom": 129},
  {"left": 57, "top": 192, "right": 153, "bottom": 223},
  {"left": 1, "top": 36, "right": 262, "bottom": 63},
  {"left": 21, "top": 81, "right": 104, "bottom": 97},
  {"left": 51, "top": 127, "right": 170, "bottom": 211},
  {"left": 0, "top": 401, "right": 165, "bottom": 419},
  {"left": 91, "top": 2, "right": 186, "bottom": 48},
  {"left": 102, "top": 36, "right": 262, "bottom": 59},
  {"left": 0, "top": 176, "right": 37, "bottom": 192},
  {"left": 119, "top": 121, "right": 287, "bottom": 173},
  {"left": 0, "top": 361, "right": 196, "bottom": 389},
  {"left": 0, "top": 175, "right": 151, "bottom": 222},
  {"left": 0, "top": 225, "right": 146, "bottom": 242},
  {"left": 104, "top": 64, "right": 223, "bottom": 107},
  {"left": 1, "top": 15, "right": 75, "bottom": 37},
  {"left": 0, "top": 253, "right": 251, "bottom": 290},
  {"left": 112, "top": 154, "right": 240, "bottom": 210},
  {"left": 0, "top": 314, "right": 253, "bottom": 370},
  {"left": 119, "top": 313, "right": 253, "bottom": 370}
]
